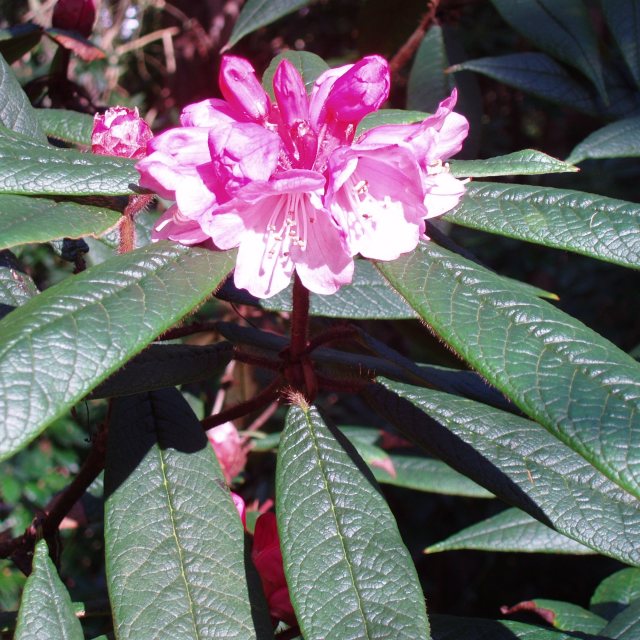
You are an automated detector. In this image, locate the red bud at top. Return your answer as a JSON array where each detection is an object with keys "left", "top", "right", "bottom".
[
  {"left": 52, "top": 0, "right": 96, "bottom": 39},
  {"left": 91, "top": 107, "right": 153, "bottom": 159}
]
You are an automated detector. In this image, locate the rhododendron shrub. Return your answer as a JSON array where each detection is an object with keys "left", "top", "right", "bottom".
[{"left": 1, "top": 3, "right": 640, "bottom": 639}]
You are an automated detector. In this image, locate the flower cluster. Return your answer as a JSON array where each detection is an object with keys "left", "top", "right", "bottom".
[
  {"left": 137, "top": 55, "right": 468, "bottom": 298},
  {"left": 92, "top": 107, "right": 153, "bottom": 159}
]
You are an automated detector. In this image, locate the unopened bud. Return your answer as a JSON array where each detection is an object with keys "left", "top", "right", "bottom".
[
  {"left": 91, "top": 107, "right": 153, "bottom": 159},
  {"left": 52, "top": 0, "right": 96, "bottom": 39}
]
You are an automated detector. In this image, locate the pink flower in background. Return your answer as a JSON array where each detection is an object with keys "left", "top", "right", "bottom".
[
  {"left": 207, "top": 421, "right": 247, "bottom": 484},
  {"left": 52, "top": 0, "right": 96, "bottom": 38},
  {"left": 92, "top": 107, "right": 153, "bottom": 159},
  {"left": 231, "top": 492, "right": 247, "bottom": 527}
]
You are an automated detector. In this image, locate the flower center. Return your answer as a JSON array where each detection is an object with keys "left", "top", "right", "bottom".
[{"left": 265, "top": 193, "right": 315, "bottom": 262}]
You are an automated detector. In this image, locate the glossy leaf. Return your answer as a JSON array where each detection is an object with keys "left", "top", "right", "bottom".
[
  {"left": 377, "top": 242, "right": 640, "bottom": 499},
  {"left": 0, "top": 250, "right": 38, "bottom": 317},
  {"left": 566, "top": 116, "right": 640, "bottom": 164},
  {"left": 450, "top": 53, "right": 599, "bottom": 116},
  {"left": 0, "top": 54, "right": 46, "bottom": 142},
  {"left": 356, "top": 109, "right": 429, "bottom": 137},
  {"left": 105, "top": 389, "right": 272, "bottom": 639},
  {"left": 262, "top": 50, "right": 329, "bottom": 98},
  {"left": 36, "top": 109, "right": 94, "bottom": 146},
  {"left": 277, "top": 403, "right": 430, "bottom": 640},
  {"left": 601, "top": 1, "right": 640, "bottom": 90},
  {"left": 490, "top": 0, "right": 606, "bottom": 100},
  {"left": 591, "top": 569, "right": 640, "bottom": 620},
  {"left": 0, "top": 24, "right": 43, "bottom": 64},
  {"left": 407, "top": 25, "right": 453, "bottom": 112},
  {"left": 0, "top": 195, "right": 120, "bottom": 250},
  {"left": 502, "top": 600, "right": 606, "bottom": 634},
  {"left": 226, "top": 0, "right": 312, "bottom": 49},
  {"left": 443, "top": 182, "right": 640, "bottom": 269},
  {"left": 450, "top": 150, "right": 577, "bottom": 177},
  {"left": 425, "top": 508, "right": 593, "bottom": 555},
  {"left": 0, "top": 242, "right": 235, "bottom": 461},
  {"left": 0, "top": 127, "right": 139, "bottom": 196},
  {"left": 14, "top": 540, "right": 84, "bottom": 640},
  {"left": 599, "top": 600, "right": 640, "bottom": 639},
  {"left": 369, "top": 380, "right": 640, "bottom": 566}
]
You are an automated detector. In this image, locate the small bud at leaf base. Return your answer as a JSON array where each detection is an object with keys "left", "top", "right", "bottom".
[
  {"left": 52, "top": 0, "right": 96, "bottom": 38},
  {"left": 91, "top": 107, "right": 153, "bottom": 159},
  {"left": 206, "top": 421, "right": 247, "bottom": 484}
]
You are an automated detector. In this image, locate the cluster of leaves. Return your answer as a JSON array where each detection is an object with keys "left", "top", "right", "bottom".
[{"left": 1, "top": 1, "right": 639, "bottom": 639}]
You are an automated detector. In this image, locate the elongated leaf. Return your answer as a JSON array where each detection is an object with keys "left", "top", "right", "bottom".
[
  {"left": 443, "top": 182, "right": 640, "bottom": 269},
  {"left": 591, "top": 569, "right": 640, "bottom": 620},
  {"left": 377, "top": 242, "right": 640, "bottom": 498},
  {"left": 369, "top": 380, "right": 640, "bottom": 566},
  {"left": 262, "top": 50, "right": 329, "bottom": 98},
  {"left": 0, "top": 24, "right": 43, "bottom": 64},
  {"left": 0, "top": 127, "right": 139, "bottom": 196},
  {"left": 0, "top": 53, "right": 46, "bottom": 142},
  {"left": 502, "top": 600, "right": 606, "bottom": 634},
  {"left": 407, "top": 25, "right": 453, "bottom": 112},
  {"left": 277, "top": 403, "right": 430, "bottom": 640},
  {"left": 490, "top": 0, "right": 606, "bottom": 100},
  {"left": 0, "top": 250, "right": 37, "bottom": 316},
  {"left": 0, "top": 242, "right": 235, "bottom": 461},
  {"left": 450, "top": 53, "right": 599, "bottom": 116},
  {"left": 36, "top": 109, "right": 93, "bottom": 146},
  {"left": 225, "top": 0, "right": 312, "bottom": 49},
  {"left": 425, "top": 508, "right": 593, "bottom": 555},
  {"left": 105, "top": 389, "right": 272, "bottom": 639},
  {"left": 601, "top": 1, "right": 640, "bottom": 90},
  {"left": 0, "top": 195, "right": 120, "bottom": 250},
  {"left": 90, "top": 342, "right": 233, "bottom": 398},
  {"left": 14, "top": 540, "right": 83, "bottom": 640},
  {"left": 450, "top": 150, "right": 577, "bottom": 177},
  {"left": 356, "top": 109, "right": 429, "bottom": 137},
  {"left": 566, "top": 116, "right": 640, "bottom": 164},
  {"left": 599, "top": 600, "right": 640, "bottom": 639}
]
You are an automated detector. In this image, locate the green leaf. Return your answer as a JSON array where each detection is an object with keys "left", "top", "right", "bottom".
[
  {"left": 369, "top": 380, "right": 640, "bottom": 566},
  {"left": 0, "top": 242, "right": 235, "bottom": 461},
  {"left": 0, "top": 53, "right": 46, "bottom": 142},
  {"left": 356, "top": 109, "right": 429, "bottom": 137},
  {"left": 407, "top": 25, "right": 454, "bottom": 112},
  {"left": 105, "top": 389, "right": 272, "bottom": 639},
  {"left": 14, "top": 540, "right": 84, "bottom": 640},
  {"left": 599, "top": 600, "right": 640, "bottom": 639},
  {"left": 277, "top": 403, "right": 430, "bottom": 640},
  {"left": 425, "top": 508, "right": 594, "bottom": 555},
  {"left": 506, "top": 600, "right": 606, "bottom": 634},
  {"left": 443, "top": 182, "right": 640, "bottom": 269},
  {"left": 377, "top": 241, "right": 640, "bottom": 499},
  {"left": 601, "top": 1, "right": 640, "bottom": 90},
  {"left": 0, "top": 126, "right": 139, "bottom": 196},
  {"left": 0, "top": 250, "right": 38, "bottom": 315},
  {"left": 450, "top": 150, "right": 578, "bottom": 177},
  {"left": 262, "top": 50, "right": 329, "bottom": 99},
  {"left": 591, "top": 569, "right": 640, "bottom": 620},
  {"left": 225, "top": 0, "right": 312, "bottom": 49},
  {"left": 0, "top": 24, "right": 43, "bottom": 64},
  {"left": 36, "top": 109, "right": 94, "bottom": 146},
  {"left": 450, "top": 53, "right": 599, "bottom": 116},
  {"left": 0, "top": 195, "right": 120, "bottom": 250},
  {"left": 90, "top": 342, "right": 233, "bottom": 398},
  {"left": 489, "top": 0, "right": 606, "bottom": 100},
  {"left": 566, "top": 116, "right": 640, "bottom": 164}
]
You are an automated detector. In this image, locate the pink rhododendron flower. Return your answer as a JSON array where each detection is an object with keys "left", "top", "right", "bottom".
[
  {"left": 207, "top": 421, "right": 247, "bottom": 484},
  {"left": 251, "top": 512, "right": 296, "bottom": 626},
  {"left": 52, "top": 0, "right": 96, "bottom": 38},
  {"left": 92, "top": 107, "right": 153, "bottom": 159},
  {"left": 137, "top": 55, "right": 468, "bottom": 298}
]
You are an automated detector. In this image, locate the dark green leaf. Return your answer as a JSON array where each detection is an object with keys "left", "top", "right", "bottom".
[
  {"left": 0, "top": 195, "right": 120, "bottom": 250},
  {"left": 425, "top": 508, "right": 594, "bottom": 555},
  {"left": 444, "top": 182, "right": 640, "bottom": 269},
  {"left": 591, "top": 569, "right": 640, "bottom": 620},
  {"left": 226, "top": 0, "right": 312, "bottom": 49},
  {"left": 505, "top": 600, "right": 606, "bottom": 634},
  {"left": 369, "top": 380, "right": 640, "bottom": 566},
  {"left": 90, "top": 342, "right": 233, "bottom": 398},
  {"left": 601, "top": 1, "right": 640, "bottom": 90},
  {"left": 356, "top": 109, "right": 429, "bottom": 137},
  {"left": 277, "top": 403, "right": 430, "bottom": 639},
  {"left": 36, "top": 109, "right": 94, "bottom": 146},
  {"left": 14, "top": 540, "right": 84, "bottom": 640},
  {"left": 0, "top": 53, "right": 46, "bottom": 142},
  {"left": 599, "top": 600, "right": 640, "bottom": 639},
  {"left": 0, "top": 242, "right": 235, "bottom": 461},
  {"left": 449, "top": 53, "right": 599, "bottom": 115},
  {"left": 0, "top": 126, "right": 139, "bottom": 196},
  {"left": 262, "top": 50, "right": 329, "bottom": 99},
  {"left": 407, "top": 25, "right": 454, "bottom": 112},
  {"left": 566, "top": 116, "right": 640, "bottom": 164},
  {"left": 0, "top": 250, "right": 37, "bottom": 316},
  {"left": 490, "top": 0, "right": 606, "bottom": 100},
  {"left": 0, "top": 24, "right": 43, "bottom": 64},
  {"left": 377, "top": 242, "right": 640, "bottom": 499},
  {"left": 450, "top": 150, "right": 578, "bottom": 177},
  {"left": 105, "top": 389, "right": 272, "bottom": 639}
]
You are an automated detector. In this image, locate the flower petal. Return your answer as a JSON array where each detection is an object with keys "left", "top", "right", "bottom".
[
  {"left": 219, "top": 56, "right": 271, "bottom": 122},
  {"left": 273, "top": 59, "right": 309, "bottom": 125},
  {"left": 152, "top": 206, "right": 210, "bottom": 244},
  {"left": 423, "top": 172, "right": 467, "bottom": 218}
]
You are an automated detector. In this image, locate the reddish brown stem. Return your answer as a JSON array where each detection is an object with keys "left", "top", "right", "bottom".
[
  {"left": 233, "top": 349, "right": 281, "bottom": 370},
  {"left": 290, "top": 274, "right": 310, "bottom": 360},
  {"left": 305, "top": 324, "right": 359, "bottom": 354}
]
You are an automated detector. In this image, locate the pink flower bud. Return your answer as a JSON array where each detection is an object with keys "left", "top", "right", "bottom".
[
  {"left": 91, "top": 107, "right": 153, "bottom": 159},
  {"left": 219, "top": 56, "right": 271, "bottom": 122},
  {"left": 206, "top": 421, "right": 247, "bottom": 484},
  {"left": 251, "top": 512, "right": 296, "bottom": 626},
  {"left": 52, "top": 0, "right": 96, "bottom": 38},
  {"left": 231, "top": 492, "right": 247, "bottom": 527}
]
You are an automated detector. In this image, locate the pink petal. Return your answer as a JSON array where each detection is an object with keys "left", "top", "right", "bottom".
[
  {"left": 309, "top": 63, "right": 354, "bottom": 129},
  {"left": 273, "top": 59, "right": 309, "bottom": 125},
  {"left": 219, "top": 56, "right": 271, "bottom": 122},
  {"left": 370, "top": 456, "right": 397, "bottom": 478},
  {"left": 152, "top": 206, "right": 210, "bottom": 244},
  {"left": 180, "top": 98, "right": 245, "bottom": 127},
  {"left": 231, "top": 492, "right": 247, "bottom": 527},
  {"left": 423, "top": 172, "right": 467, "bottom": 218}
]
